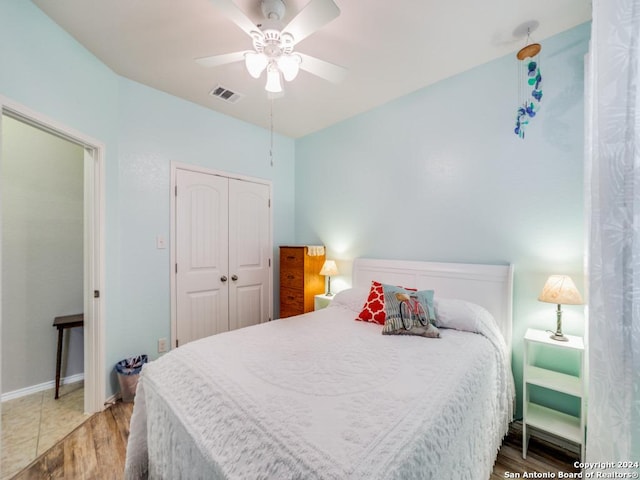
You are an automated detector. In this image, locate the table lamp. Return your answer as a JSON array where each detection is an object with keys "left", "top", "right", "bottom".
[
  {"left": 319, "top": 260, "right": 339, "bottom": 296},
  {"left": 538, "top": 274, "right": 583, "bottom": 341}
]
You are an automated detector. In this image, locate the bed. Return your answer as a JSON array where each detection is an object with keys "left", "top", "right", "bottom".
[{"left": 125, "top": 258, "right": 515, "bottom": 480}]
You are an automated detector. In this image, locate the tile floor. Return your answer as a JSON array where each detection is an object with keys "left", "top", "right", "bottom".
[{"left": 1, "top": 381, "right": 88, "bottom": 480}]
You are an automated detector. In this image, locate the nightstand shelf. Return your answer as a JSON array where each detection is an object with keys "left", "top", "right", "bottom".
[
  {"left": 525, "top": 365, "right": 582, "bottom": 397},
  {"left": 523, "top": 328, "right": 586, "bottom": 461},
  {"left": 525, "top": 402, "right": 582, "bottom": 444}
]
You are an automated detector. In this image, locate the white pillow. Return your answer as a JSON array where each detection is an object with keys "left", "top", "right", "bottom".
[
  {"left": 434, "top": 297, "right": 495, "bottom": 333},
  {"left": 330, "top": 287, "right": 370, "bottom": 313}
]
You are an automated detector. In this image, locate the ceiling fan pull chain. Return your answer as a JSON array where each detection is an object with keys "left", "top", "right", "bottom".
[{"left": 269, "top": 98, "right": 274, "bottom": 167}]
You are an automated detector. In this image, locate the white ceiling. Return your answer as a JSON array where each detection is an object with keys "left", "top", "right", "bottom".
[{"left": 32, "top": 0, "right": 591, "bottom": 138}]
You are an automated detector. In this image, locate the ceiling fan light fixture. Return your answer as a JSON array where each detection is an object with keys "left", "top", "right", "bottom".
[
  {"left": 198, "top": 0, "right": 345, "bottom": 96},
  {"left": 278, "top": 54, "right": 301, "bottom": 81},
  {"left": 245, "top": 51, "right": 268, "bottom": 78},
  {"left": 265, "top": 63, "right": 283, "bottom": 93}
]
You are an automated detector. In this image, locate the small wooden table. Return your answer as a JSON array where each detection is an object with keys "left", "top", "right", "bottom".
[{"left": 53, "top": 314, "right": 84, "bottom": 399}]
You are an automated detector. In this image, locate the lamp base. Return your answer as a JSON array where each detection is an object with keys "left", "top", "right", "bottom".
[
  {"left": 324, "top": 276, "right": 334, "bottom": 297},
  {"left": 549, "top": 304, "right": 569, "bottom": 341}
]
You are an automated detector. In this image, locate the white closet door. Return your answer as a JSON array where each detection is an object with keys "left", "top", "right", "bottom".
[
  {"left": 228, "top": 179, "right": 271, "bottom": 330},
  {"left": 176, "top": 169, "right": 229, "bottom": 345}
]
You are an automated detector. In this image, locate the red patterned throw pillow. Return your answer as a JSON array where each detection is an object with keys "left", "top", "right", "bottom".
[{"left": 356, "top": 281, "right": 386, "bottom": 324}]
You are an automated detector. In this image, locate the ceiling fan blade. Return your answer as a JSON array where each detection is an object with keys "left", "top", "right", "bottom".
[
  {"left": 281, "top": 0, "right": 340, "bottom": 45},
  {"left": 195, "top": 51, "right": 247, "bottom": 68},
  {"left": 297, "top": 52, "right": 346, "bottom": 84},
  {"left": 207, "top": 0, "right": 260, "bottom": 38}
]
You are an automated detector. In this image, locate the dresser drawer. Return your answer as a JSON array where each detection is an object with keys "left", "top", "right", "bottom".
[
  {"left": 280, "top": 247, "right": 304, "bottom": 268},
  {"left": 280, "top": 287, "right": 304, "bottom": 317},
  {"left": 280, "top": 267, "right": 304, "bottom": 289}
]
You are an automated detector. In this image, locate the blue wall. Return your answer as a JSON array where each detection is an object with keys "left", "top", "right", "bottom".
[
  {"left": 113, "top": 79, "right": 295, "bottom": 391},
  {"left": 295, "top": 23, "right": 590, "bottom": 418},
  {"left": 0, "top": 1, "right": 295, "bottom": 398}
]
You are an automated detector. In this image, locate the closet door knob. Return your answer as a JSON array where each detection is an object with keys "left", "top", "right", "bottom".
[
  {"left": 231, "top": 275, "right": 238, "bottom": 281},
  {"left": 220, "top": 276, "right": 228, "bottom": 282}
]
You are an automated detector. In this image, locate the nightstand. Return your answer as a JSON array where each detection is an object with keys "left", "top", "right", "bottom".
[
  {"left": 314, "top": 294, "right": 334, "bottom": 310},
  {"left": 523, "top": 328, "right": 586, "bottom": 460}
]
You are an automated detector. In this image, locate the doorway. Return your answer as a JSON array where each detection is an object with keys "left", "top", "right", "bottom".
[{"left": 0, "top": 100, "right": 105, "bottom": 413}]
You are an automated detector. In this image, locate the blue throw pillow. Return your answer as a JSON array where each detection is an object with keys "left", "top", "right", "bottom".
[{"left": 381, "top": 284, "right": 440, "bottom": 338}]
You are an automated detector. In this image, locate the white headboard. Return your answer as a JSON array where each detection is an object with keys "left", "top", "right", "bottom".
[{"left": 352, "top": 258, "right": 514, "bottom": 351}]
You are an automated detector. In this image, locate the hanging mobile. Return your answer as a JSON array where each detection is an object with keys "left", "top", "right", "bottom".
[{"left": 514, "top": 30, "right": 543, "bottom": 139}]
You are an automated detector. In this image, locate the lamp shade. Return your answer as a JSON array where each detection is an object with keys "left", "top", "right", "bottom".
[
  {"left": 244, "top": 52, "right": 268, "bottom": 79},
  {"left": 538, "top": 275, "right": 583, "bottom": 305},
  {"left": 265, "top": 63, "right": 283, "bottom": 93},
  {"left": 277, "top": 54, "right": 301, "bottom": 81},
  {"left": 319, "top": 260, "right": 339, "bottom": 276}
]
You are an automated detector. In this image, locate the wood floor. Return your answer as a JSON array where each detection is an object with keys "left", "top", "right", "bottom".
[
  {"left": 11, "top": 402, "right": 579, "bottom": 479},
  {"left": 10, "top": 402, "right": 133, "bottom": 480},
  {"left": 491, "top": 423, "right": 580, "bottom": 479}
]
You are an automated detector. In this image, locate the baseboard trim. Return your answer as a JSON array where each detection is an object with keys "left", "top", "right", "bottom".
[
  {"left": 103, "top": 391, "right": 121, "bottom": 407},
  {"left": 1, "top": 373, "right": 85, "bottom": 402}
]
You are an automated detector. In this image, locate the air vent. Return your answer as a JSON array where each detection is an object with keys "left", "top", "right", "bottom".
[{"left": 209, "top": 85, "right": 245, "bottom": 104}]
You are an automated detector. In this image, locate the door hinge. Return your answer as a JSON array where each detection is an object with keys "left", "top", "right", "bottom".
[
  {"left": 268, "top": 198, "right": 271, "bottom": 208},
  {"left": 175, "top": 185, "right": 178, "bottom": 196},
  {"left": 175, "top": 263, "right": 178, "bottom": 274},
  {"left": 176, "top": 339, "right": 179, "bottom": 348},
  {"left": 94, "top": 290, "right": 100, "bottom": 298},
  {"left": 269, "top": 258, "right": 271, "bottom": 267}
]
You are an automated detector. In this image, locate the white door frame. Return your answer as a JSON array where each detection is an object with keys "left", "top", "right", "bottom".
[
  {"left": 170, "top": 161, "right": 273, "bottom": 349},
  {"left": 0, "top": 97, "right": 106, "bottom": 414}
]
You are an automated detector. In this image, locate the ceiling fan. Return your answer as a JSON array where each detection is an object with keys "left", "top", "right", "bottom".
[{"left": 196, "top": 0, "right": 347, "bottom": 94}]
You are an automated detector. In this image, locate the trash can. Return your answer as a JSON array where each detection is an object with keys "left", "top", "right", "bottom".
[{"left": 115, "top": 354, "right": 148, "bottom": 403}]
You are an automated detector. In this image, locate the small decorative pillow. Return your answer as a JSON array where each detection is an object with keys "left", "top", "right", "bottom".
[
  {"left": 381, "top": 284, "right": 440, "bottom": 338},
  {"left": 355, "top": 281, "right": 387, "bottom": 325}
]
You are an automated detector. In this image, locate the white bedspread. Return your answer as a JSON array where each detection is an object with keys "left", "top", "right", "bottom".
[{"left": 125, "top": 303, "right": 514, "bottom": 480}]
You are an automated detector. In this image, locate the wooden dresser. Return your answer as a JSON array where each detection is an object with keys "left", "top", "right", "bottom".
[{"left": 279, "top": 246, "right": 326, "bottom": 318}]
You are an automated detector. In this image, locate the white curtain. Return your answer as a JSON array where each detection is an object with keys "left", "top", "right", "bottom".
[{"left": 586, "top": 0, "right": 640, "bottom": 467}]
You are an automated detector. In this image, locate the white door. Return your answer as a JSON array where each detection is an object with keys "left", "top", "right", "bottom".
[
  {"left": 228, "top": 179, "right": 271, "bottom": 330},
  {"left": 175, "top": 168, "right": 271, "bottom": 346},
  {"left": 176, "top": 169, "right": 229, "bottom": 345}
]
